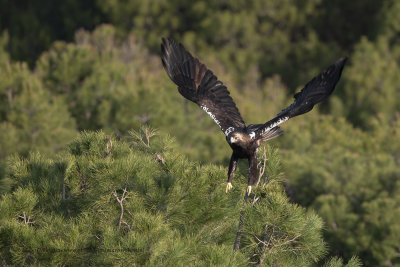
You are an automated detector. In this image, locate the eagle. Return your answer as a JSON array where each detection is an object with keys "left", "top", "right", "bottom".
[{"left": 161, "top": 37, "right": 347, "bottom": 195}]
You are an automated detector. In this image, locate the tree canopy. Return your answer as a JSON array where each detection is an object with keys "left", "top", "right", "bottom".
[{"left": 1, "top": 1, "right": 399, "bottom": 265}]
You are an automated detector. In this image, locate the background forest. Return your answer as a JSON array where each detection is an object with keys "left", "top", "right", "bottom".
[{"left": 0, "top": 0, "right": 399, "bottom": 266}]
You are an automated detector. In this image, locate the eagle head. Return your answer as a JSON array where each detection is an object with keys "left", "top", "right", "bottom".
[{"left": 228, "top": 131, "right": 249, "bottom": 145}]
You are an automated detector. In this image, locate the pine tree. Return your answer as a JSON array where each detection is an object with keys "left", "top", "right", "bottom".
[
  {"left": 0, "top": 61, "right": 76, "bottom": 160},
  {"left": 0, "top": 129, "right": 359, "bottom": 266},
  {"left": 280, "top": 113, "right": 400, "bottom": 266},
  {"left": 0, "top": 31, "right": 9, "bottom": 64}
]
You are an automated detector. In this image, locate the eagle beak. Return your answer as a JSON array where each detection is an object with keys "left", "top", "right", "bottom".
[{"left": 230, "top": 137, "right": 235, "bottom": 143}]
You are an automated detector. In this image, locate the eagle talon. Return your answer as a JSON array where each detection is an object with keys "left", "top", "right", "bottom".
[
  {"left": 226, "top": 182, "right": 233, "bottom": 193},
  {"left": 246, "top": 186, "right": 252, "bottom": 195}
]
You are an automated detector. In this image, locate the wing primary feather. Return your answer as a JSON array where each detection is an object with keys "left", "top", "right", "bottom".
[
  {"left": 161, "top": 37, "right": 246, "bottom": 134},
  {"left": 278, "top": 57, "right": 347, "bottom": 118},
  {"left": 254, "top": 57, "right": 347, "bottom": 138}
]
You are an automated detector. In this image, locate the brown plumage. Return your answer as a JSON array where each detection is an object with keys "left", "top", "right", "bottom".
[{"left": 161, "top": 37, "right": 347, "bottom": 194}]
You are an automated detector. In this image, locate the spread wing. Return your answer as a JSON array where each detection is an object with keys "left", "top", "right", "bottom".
[
  {"left": 161, "top": 37, "right": 246, "bottom": 136},
  {"left": 252, "top": 57, "right": 348, "bottom": 138}
]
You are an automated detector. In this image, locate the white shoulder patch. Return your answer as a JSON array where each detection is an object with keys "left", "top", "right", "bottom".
[
  {"left": 225, "top": 127, "right": 235, "bottom": 136},
  {"left": 249, "top": 131, "right": 256, "bottom": 140}
]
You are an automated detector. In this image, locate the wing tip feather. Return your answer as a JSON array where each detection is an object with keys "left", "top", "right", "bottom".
[{"left": 335, "top": 56, "right": 348, "bottom": 73}]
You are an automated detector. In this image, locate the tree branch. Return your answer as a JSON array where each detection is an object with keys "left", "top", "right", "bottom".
[
  {"left": 113, "top": 186, "right": 129, "bottom": 229},
  {"left": 105, "top": 136, "right": 113, "bottom": 157},
  {"left": 256, "top": 146, "right": 268, "bottom": 187},
  {"left": 257, "top": 224, "right": 275, "bottom": 265},
  {"left": 233, "top": 190, "right": 249, "bottom": 252},
  {"left": 18, "top": 211, "right": 35, "bottom": 226}
]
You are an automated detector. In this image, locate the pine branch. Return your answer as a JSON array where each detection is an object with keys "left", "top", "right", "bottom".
[
  {"left": 256, "top": 224, "right": 302, "bottom": 265},
  {"left": 128, "top": 126, "right": 158, "bottom": 148},
  {"left": 257, "top": 224, "right": 275, "bottom": 265},
  {"left": 112, "top": 186, "right": 129, "bottom": 229},
  {"left": 145, "top": 128, "right": 150, "bottom": 147},
  {"left": 105, "top": 136, "right": 113, "bottom": 157},
  {"left": 18, "top": 211, "right": 35, "bottom": 226},
  {"left": 256, "top": 146, "right": 267, "bottom": 187},
  {"left": 233, "top": 190, "right": 249, "bottom": 252},
  {"left": 251, "top": 195, "right": 260, "bottom": 206},
  {"left": 154, "top": 153, "right": 166, "bottom": 165}
]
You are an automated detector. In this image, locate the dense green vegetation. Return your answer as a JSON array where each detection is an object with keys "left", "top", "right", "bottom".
[
  {"left": 0, "top": 131, "right": 362, "bottom": 266},
  {"left": 1, "top": 1, "right": 399, "bottom": 265}
]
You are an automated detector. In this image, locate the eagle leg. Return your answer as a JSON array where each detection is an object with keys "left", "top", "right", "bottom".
[
  {"left": 226, "top": 182, "right": 233, "bottom": 193},
  {"left": 247, "top": 154, "right": 258, "bottom": 195},
  {"left": 246, "top": 185, "right": 252, "bottom": 195},
  {"left": 226, "top": 153, "right": 238, "bottom": 193}
]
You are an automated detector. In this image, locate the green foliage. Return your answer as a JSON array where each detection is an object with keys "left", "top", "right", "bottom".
[
  {"left": 379, "top": 0, "right": 400, "bottom": 42},
  {"left": 0, "top": 0, "right": 105, "bottom": 66},
  {"left": 281, "top": 114, "right": 400, "bottom": 266},
  {"left": 241, "top": 191, "right": 326, "bottom": 266},
  {"left": 37, "top": 26, "right": 172, "bottom": 135},
  {"left": 1, "top": 2, "right": 400, "bottom": 265},
  {"left": 323, "top": 256, "right": 362, "bottom": 267},
  {"left": 311, "top": 0, "right": 383, "bottom": 50},
  {"left": 1, "top": 131, "right": 330, "bottom": 266},
  {"left": 0, "top": 31, "right": 9, "bottom": 64},
  {"left": 97, "top": 0, "right": 340, "bottom": 88},
  {"left": 342, "top": 36, "right": 400, "bottom": 128},
  {"left": 0, "top": 61, "right": 76, "bottom": 160}
]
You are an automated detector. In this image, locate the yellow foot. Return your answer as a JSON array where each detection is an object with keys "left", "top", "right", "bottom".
[
  {"left": 246, "top": 186, "right": 252, "bottom": 195},
  {"left": 226, "top": 182, "right": 233, "bottom": 193}
]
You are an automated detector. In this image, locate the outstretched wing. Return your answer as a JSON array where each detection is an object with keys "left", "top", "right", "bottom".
[
  {"left": 161, "top": 37, "right": 246, "bottom": 136},
  {"left": 252, "top": 57, "right": 348, "bottom": 138}
]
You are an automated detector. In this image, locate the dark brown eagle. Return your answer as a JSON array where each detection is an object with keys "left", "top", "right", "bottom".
[{"left": 161, "top": 37, "right": 347, "bottom": 195}]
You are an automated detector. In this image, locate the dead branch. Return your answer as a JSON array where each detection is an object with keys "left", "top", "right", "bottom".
[
  {"left": 112, "top": 186, "right": 129, "bottom": 229},
  {"left": 256, "top": 146, "right": 268, "bottom": 187},
  {"left": 154, "top": 153, "right": 166, "bottom": 165},
  {"left": 251, "top": 195, "right": 260, "bottom": 206},
  {"left": 257, "top": 224, "right": 275, "bottom": 265},
  {"left": 105, "top": 136, "right": 113, "bottom": 157},
  {"left": 145, "top": 128, "right": 150, "bottom": 147},
  {"left": 18, "top": 211, "right": 35, "bottom": 226}
]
